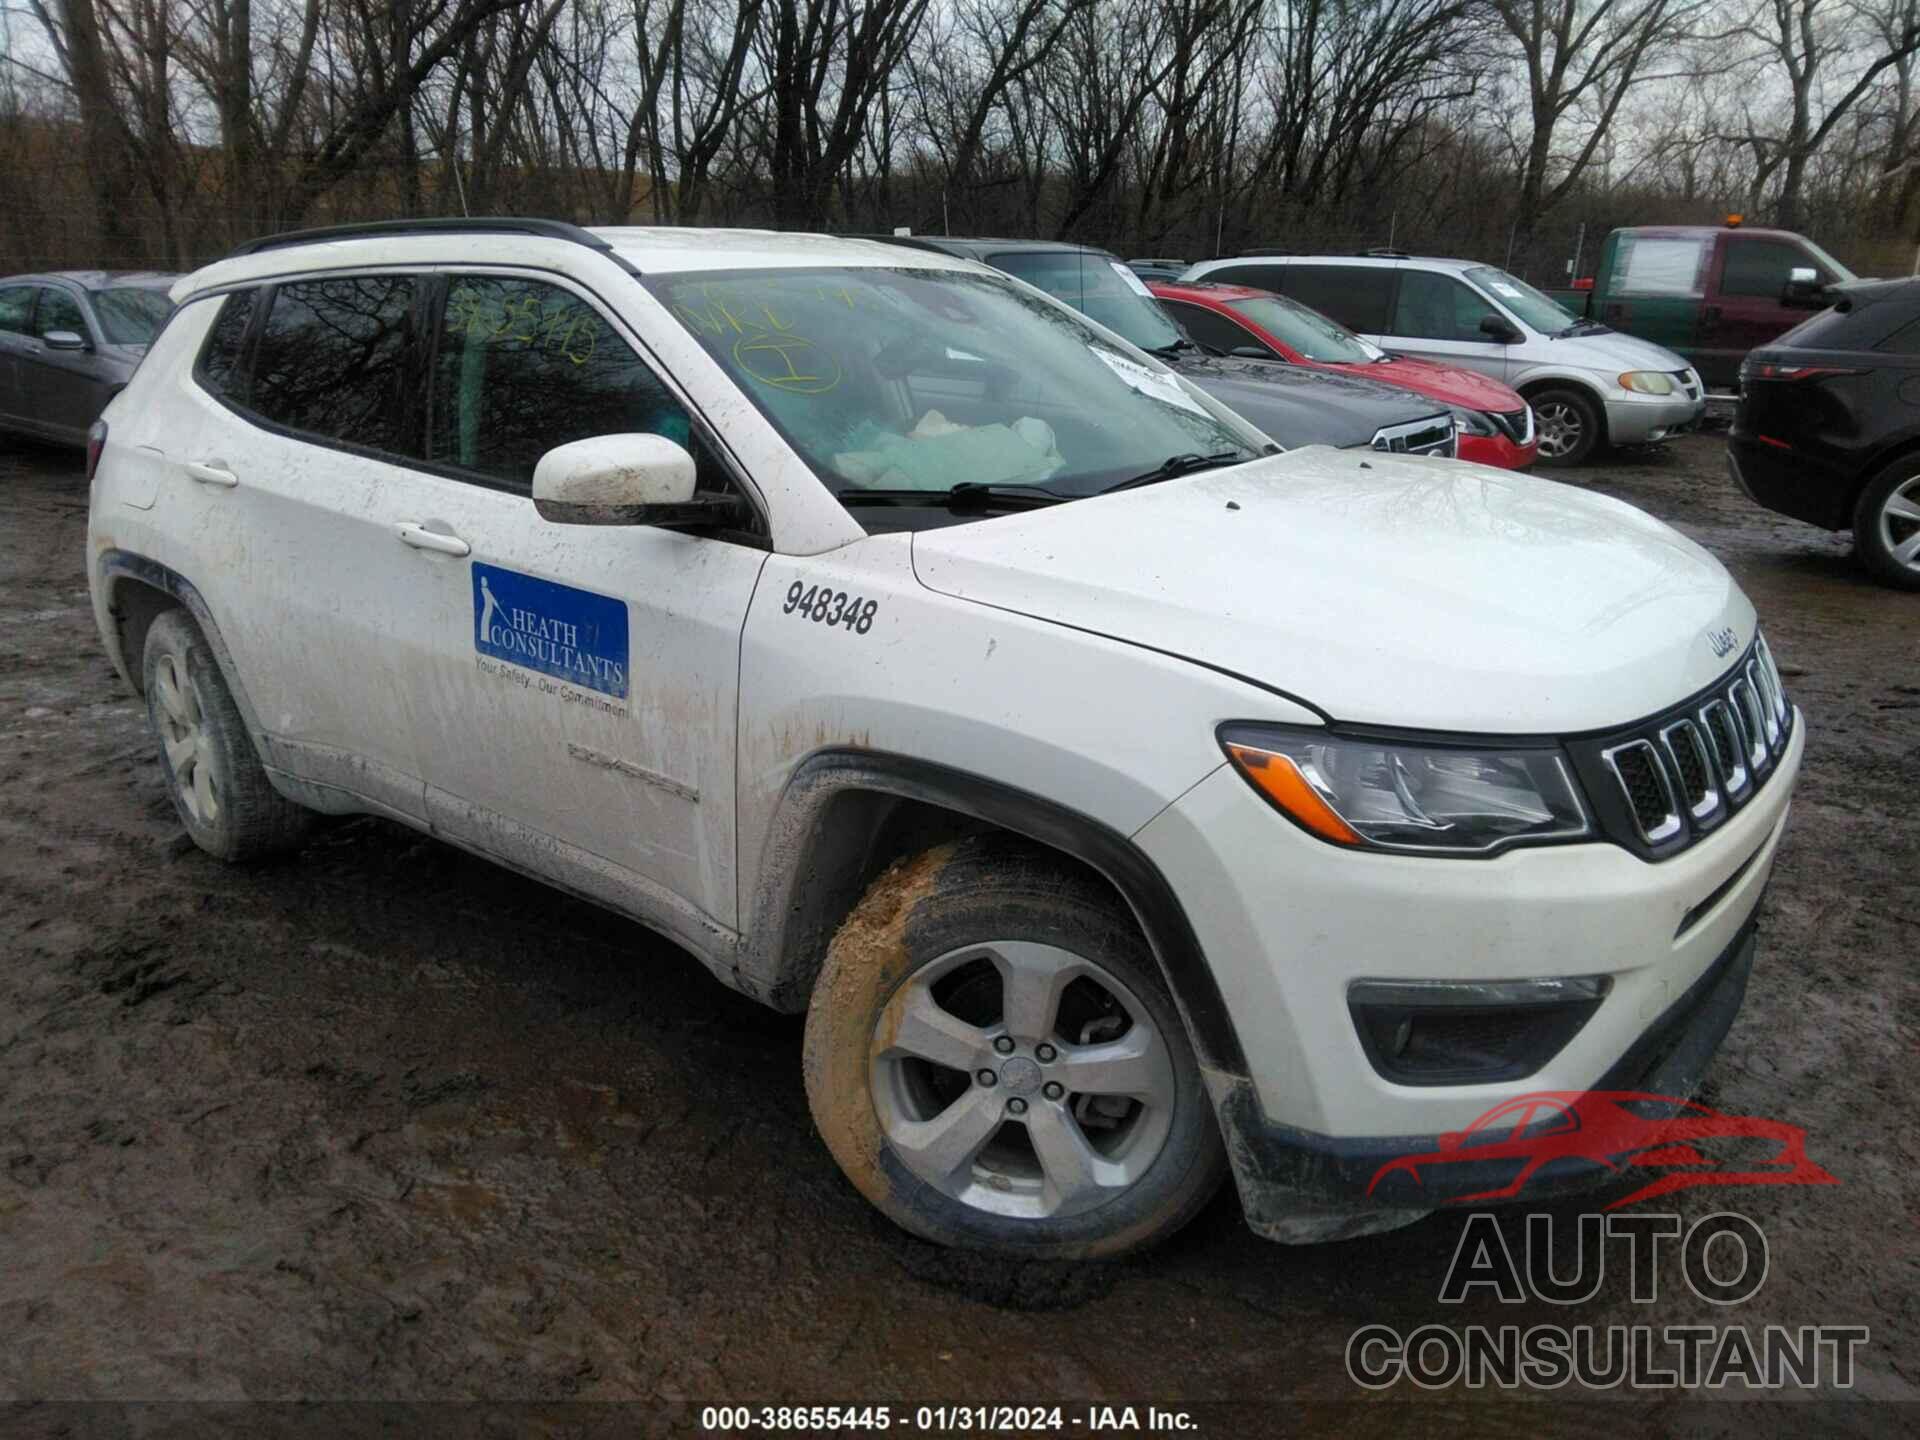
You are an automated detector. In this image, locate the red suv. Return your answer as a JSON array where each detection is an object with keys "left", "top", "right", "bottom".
[{"left": 1152, "top": 280, "right": 1538, "bottom": 469}]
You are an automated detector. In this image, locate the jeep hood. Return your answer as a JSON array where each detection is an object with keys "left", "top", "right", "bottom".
[{"left": 910, "top": 449, "right": 1754, "bottom": 733}]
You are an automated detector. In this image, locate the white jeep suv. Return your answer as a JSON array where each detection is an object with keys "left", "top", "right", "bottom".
[{"left": 86, "top": 221, "right": 1801, "bottom": 1257}]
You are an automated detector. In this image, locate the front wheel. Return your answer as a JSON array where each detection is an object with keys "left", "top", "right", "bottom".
[
  {"left": 1529, "top": 387, "right": 1604, "bottom": 466},
  {"left": 1853, "top": 461, "right": 1920, "bottom": 590},
  {"left": 803, "top": 836, "right": 1226, "bottom": 1259}
]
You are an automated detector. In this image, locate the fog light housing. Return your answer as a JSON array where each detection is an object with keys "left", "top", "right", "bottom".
[{"left": 1348, "top": 975, "right": 1611, "bottom": 1086}]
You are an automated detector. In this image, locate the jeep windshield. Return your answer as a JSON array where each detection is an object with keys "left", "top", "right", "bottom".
[{"left": 649, "top": 266, "right": 1260, "bottom": 517}]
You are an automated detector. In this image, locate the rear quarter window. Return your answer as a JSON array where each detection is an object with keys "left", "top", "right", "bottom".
[{"left": 195, "top": 291, "right": 257, "bottom": 400}]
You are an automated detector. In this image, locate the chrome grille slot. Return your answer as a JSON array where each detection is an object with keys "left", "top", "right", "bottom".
[
  {"left": 1660, "top": 720, "right": 1720, "bottom": 822},
  {"left": 1602, "top": 739, "right": 1681, "bottom": 843},
  {"left": 1730, "top": 678, "right": 1769, "bottom": 769},
  {"left": 1699, "top": 699, "right": 1750, "bottom": 797},
  {"left": 1745, "top": 659, "right": 1782, "bottom": 747}
]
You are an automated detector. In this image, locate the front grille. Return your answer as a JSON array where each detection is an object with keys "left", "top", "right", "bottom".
[
  {"left": 1490, "top": 407, "right": 1534, "bottom": 444},
  {"left": 1567, "top": 634, "right": 1793, "bottom": 858},
  {"left": 1672, "top": 369, "right": 1701, "bottom": 400},
  {"left": 1605, "top": 740, "right": 1680, "bottom": 842},
  {"left": 1371, "top": 415, "right": 1457, "bottom": 459}
]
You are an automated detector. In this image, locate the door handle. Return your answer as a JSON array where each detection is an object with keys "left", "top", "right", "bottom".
[
  {"left": 184, "top": 460, "right": 238, "bottom": 488},
  {"left": 397, "top": 521, "right": 471, "bottom": 557}
]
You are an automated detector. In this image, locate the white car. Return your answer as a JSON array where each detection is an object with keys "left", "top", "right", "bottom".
[{"left": 86, "top": 221, "right": 1801, "bottom": 1257}]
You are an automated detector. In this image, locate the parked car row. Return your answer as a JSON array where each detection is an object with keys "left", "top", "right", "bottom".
[{"left": 8, "top": 228, "right": 1914, "bottom": 589}]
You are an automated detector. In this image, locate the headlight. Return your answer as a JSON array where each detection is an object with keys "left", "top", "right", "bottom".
[
  {"left": 1219, "top": 725, "right": 1593, "bottom": 855},
  {"left": 1450, "top": 407, "right": 1496, "bottom": 437},
  {"left": 1618, "top": 371, "right": 1675, "bottom": 395}
]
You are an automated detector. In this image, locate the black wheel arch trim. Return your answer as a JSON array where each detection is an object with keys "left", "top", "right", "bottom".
[
  {"left": 96, "top": 549, "right": 269, "bottom": 748},
  {"left": 740, "top": 748, "right": 1250, "bottom": 1080}
]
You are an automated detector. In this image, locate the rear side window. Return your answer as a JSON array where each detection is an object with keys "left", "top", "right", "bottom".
[
  {"left": 249, "top": 277, "right": 420, "bottom": 455},
  {"left": 34, "top": 288, "right": 88, "bottom": 340},
  {"left": 1280, "top": 265, "right": 1394, "bottom": 334},
  {"left": 196, "top": 291, "right": 257, "bottom": 399},
  {"left": 1204, "top": 263, "right": 1287, "bottom": 293},
  {"left": 430, "top": 275, "right": 692, "bottom": 490},
  {"left": 1391, "top": 270, "right": 1500, "bottom": 343},
  {"left": 1614, "top": 236, "right": 1710, "bottom": 297},
  {"left": 1722, "top": 238, "right": 1828, "bottom": 300},
  {"left": 0, "top": 285, "right": 34, "bottom": 333}
]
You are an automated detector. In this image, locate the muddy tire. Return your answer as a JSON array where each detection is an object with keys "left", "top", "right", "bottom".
[
  {"left": 142, "top": 608, "right": 311, "bottom": 861},
  {"left": 1852, "top": 460, "right": 1920, "bottom": 590},
  {"left": 803, "top": 835, "right": 1226, "bottom": 1259},
  {"left": 1529, "top": 386, "right": 1604, "bottom": 466}
]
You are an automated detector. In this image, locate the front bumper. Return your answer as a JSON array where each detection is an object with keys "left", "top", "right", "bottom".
[
  {"left": 1457, "top": 432, "right": 1538, "bottom": 470},
  {"left": 1606, "top": 389, "right": 1707, "bottom": 445},
  {"left": 1210, "top": 918, "right": 1757, "bottom": 1241},
  {"left": 1133, "top": 710, "right": 1800, "bottom": 1243},
  {"left": 1726, "top": 437, "right": 1858, "bottom": 531}
]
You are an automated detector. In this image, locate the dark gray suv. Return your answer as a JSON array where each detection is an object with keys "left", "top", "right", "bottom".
[{"left": 0, "top": 271, "right": 176, "bottom": 446}]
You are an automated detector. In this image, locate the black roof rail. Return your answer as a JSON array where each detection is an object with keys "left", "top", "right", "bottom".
[
  {"left": 1235, "top": 246, "right": 1292, "bottom": 257},
  {"left": 223, "top": 217, "right": 641, "bottom": 275},
  {"left": 1362, "top": 247, "right": 1409, "bottom": 258}
]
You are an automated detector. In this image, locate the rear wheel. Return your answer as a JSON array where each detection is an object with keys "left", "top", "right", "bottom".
[
  {"left": 803, "top": 836, "right": 1226, "bottom": 1259},
  {"left": 142, "top": 608, "right": 312, "bottom": 860},
  {"left": 1853, "top": 462, "right": 1920, "bottom": 590},
  {"left": 1530, "top": 386, "right": 1603, "bottom": 466}
]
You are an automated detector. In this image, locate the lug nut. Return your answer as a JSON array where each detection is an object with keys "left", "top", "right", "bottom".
[
  {"left": 993, "top": 1036, "right": 1015, "bottom": 1055},
  {"left": 1043, "top": 1081, "right": 1064, "bottom": 1100},
  {"left": 1008, "top": 1097, "right": 1028, "bottom": 1115},
  {"left": 1036, "top": 1042, "right": 1057, "bottom": 1062},
  {"left": 976, "top": 1069, "right": 997, "bottom": 1086}
]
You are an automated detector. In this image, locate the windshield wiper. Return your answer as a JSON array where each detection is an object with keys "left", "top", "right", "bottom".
[
  {"left": 1554, "top": 318, "right": 1609, "bottom": 338},
  {"left": 1099, "top": 450, "right": 1251, "bottom": 494},
  {"left": 834, "top": 482, "right": 1064, "bottom": 511}
]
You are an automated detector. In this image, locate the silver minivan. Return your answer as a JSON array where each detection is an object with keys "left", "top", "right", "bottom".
[{"left": 1182, "top": 253, "right": 1706, "bottom": 465}]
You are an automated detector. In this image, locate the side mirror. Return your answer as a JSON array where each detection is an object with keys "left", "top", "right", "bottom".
[
  {"left": 533, "top": 433, "right": 714, "bottom": 527},
  {"left": 1479, "top": 314, "right": 1522, "bottom": 344},
  {"left": 1437, "top": 1131, "right": 1463, "bottom": 1152},
  {"left": 1232, "top": 344, "right": 1280, "bottom": 361},
  {"left": 1783, "top": 266, "right": 1824, "bottom": 308},
  {"left": 42, "top": 329, "right": 90, "bottom": 352}
]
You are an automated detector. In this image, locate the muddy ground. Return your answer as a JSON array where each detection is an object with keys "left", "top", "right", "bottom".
[{"left": 1, "top": 432, "right": 1914, "bottom": 1436}]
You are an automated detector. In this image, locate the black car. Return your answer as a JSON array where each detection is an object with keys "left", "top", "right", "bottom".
[
  {"left": 867, "top": 236, "right": 1457, "bottom": 459},
  {"left": 1729, "top": 277, "right": 1920, "bottom": 589}
]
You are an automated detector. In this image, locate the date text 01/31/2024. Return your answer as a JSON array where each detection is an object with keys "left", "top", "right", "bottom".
[
  {"left": 700, "top": 1405, "right": 1200, "bottom": 1433},
  {"left": 784, "top": 582, "right": 878, "bottom": 635}
]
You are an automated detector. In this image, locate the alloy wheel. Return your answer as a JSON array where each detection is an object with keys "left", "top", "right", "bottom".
[
  {"left": 1534, "top": 401, "right": 1583, "bottom": 460},
  {"left": 153, "top": 652, "right": 220, "bottom": 825},
  {"left": 868, "top": 940, "right": 1177, "bottom": 1220},
  {"left": 1876, "top": 474, "right": 1920, "bottom": 575}
]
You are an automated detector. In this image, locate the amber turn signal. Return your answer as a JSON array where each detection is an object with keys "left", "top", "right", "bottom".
[{"left": 1224, "top": 743, "right": 1363, "bottom": 846}]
